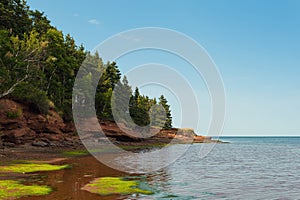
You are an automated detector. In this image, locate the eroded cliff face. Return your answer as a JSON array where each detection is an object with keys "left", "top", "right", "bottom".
[
  {"left": 159, "top": 128, "right": 212, "bottom": 143},
  {"left": 0, "top": 99, "right": 80, "bottom": 148},
  {"left": 0, "top": 99, "right": 215, "bottom": 149}
]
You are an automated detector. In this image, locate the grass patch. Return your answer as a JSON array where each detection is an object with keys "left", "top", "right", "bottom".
[
  {"left": 82, "top": 177, "right": 154, "bottom": 196},
  {"left": 0, "top": 180, "right": 51, "bottom": 199},
  {"left": 0, "top": 163, "right": 69, "bottom": 173},
  {"left": 63, "top": 148, "right": 118, "bottom": 156},
  {"left": 62, "top": 149, "right": 109, "bottom": 156},
  {"left": 63, "top": 150, "right": 90, "bottom": 156},
  {"left": 6, "top": 109, "right": 22, "bottom": 119}
]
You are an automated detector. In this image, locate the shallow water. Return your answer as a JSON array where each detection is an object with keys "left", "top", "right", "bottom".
[
  {"left": 146, "top": 137, "right": 300, "bottom": 199},
  {"left": 19, "top": 155, "right": 126, "bottom": 200},
  {"left": 21, "top": 137, "right": 300, "bottom": 199}
]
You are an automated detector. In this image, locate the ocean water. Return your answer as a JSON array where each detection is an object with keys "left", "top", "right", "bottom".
[
  {"left": 137, "top": 137, "right": 300, "bottom": 200},
  {"left": 19, "top": 137, "right": 300, "bottom": 200}
]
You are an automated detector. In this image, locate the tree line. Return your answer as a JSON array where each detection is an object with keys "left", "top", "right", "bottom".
[{"left": 0, "top": 0, "right": 172, "bottom": 129}]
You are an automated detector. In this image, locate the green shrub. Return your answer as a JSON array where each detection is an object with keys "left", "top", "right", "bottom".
[
  {"left": 12, "top": 83, "right": 50, "bottom": 114},
  {"left": 6, "top": 109, "right": 23, "bottom": 119}
]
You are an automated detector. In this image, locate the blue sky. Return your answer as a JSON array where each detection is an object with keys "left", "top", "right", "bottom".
[{"left": 27, "top": 0, "right": 300, "bottom": 136}]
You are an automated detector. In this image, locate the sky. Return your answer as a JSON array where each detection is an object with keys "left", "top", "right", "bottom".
[{"left": 27, "top": 0, "right": 300, "bottom": 136}]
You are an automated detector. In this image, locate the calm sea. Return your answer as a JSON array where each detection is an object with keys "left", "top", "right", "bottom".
[{"left": 136, "top": 137, "right": 300, "bottom": 199}]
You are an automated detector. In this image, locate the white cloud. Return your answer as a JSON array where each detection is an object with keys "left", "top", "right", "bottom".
[
  {"left": 88, "top": 19, "right": 100, "bottom": 25},
  {"left": 73, "top": 13, "right": 79, "bottom": 17}
]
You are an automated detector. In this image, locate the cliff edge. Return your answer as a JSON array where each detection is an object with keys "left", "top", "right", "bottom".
[{"left": 0, "top": 99, "right": 218, "bottom": 149}]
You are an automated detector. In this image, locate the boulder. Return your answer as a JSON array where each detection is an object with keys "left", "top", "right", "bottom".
[
  {"left": 27, "top": 115, "right": 47, "bottom": 132},
  {"left": 4, "top": 142, "right": 16, "bottom": 148},
  {"left": 61, "top": 122, "right": 76, "bottom": 133},
  {"left": 32, "top": 141, "right": 49, "bottom": 147},
  {"left": 44, "top": 125, "right": 62, "bottom": 134},
  {"left": 1, "top": 127, "right": 35, "bottom": 144},
  {"left": 42, "top": 133, "right": 63, "bottom": 141}
]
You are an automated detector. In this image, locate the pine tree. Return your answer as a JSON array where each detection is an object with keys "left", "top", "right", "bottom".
[
  {"left": 0, "top": 0, "right": 32, "bottom": 36},
  {"left": 0, "top": 0, "right": 174, "bottom": 127},
  {"left": 158, "top": 95, "right": 172, "bottom": 129},
  {"left": 111, "top": 76, "right": 132, "bottom": 123}
]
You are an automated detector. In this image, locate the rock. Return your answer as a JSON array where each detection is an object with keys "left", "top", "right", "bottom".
[
  {"left": 194, "top": 136, "right": 205, "bottom": 143},
  {"left": 177, "top": 128, "right": 196, "bottom": 137},
  {"left": 49, "top": 142, "right": 58, "bottom": 147},
  {"left": 0, "top": 118, "right": 22, "bottom": 126},
  {"left": 26, "top": 115, "right": 47, "bottom": 133},
  {"left": 115, "top": 135, "right": 142, "bottom": 142},
  {"left": 4, "top": 142, "right": 15, "bottom": 148},
  {"left": 0, "top": 100, "right": 26, "bottom": 131},
  {"left": 1, "top": 134, "right": 17, "bottom": 144},
  {"left": 64, "top": 137, "right": 73, "bottom": 142},
  {"left": 62, "top": 141, "right": 73, "bottom": 146},
  {"left": 47, "top": 110, "right": 64, "bottom": 125},
  {"left": 61, "top": 122, "right": 76, "bottom": 133},
  {"left": 42, "top": 133, "right": 63, "bottom": 141},
  {"left": 8, "top": 127, "right": 34, "bottom": 138},
  {"left": 0, "top": 140, "right": 4, "bottom": 150},
  {"left": 32, "top": 141, "right": 49, "bottom": 147},
  {"left": 0, "top": 114, "right": 26, "bottom": 130},
  {"left": 44, "top": 125, "right": 62, "bottom": 134},
  {"left": 1, "top": 127, "right": 35, "bottom": 144},
  {"left": 41, "top": 138, "right": 50, "bottom": 143},
  {"left": 0, "top": 99, "right": 80, "bottom": 148},
  {"left": 1, "top": 98, "right": 219, "bottom": 148},
  {"left": 193, "top": 136, "right": 213, "bottom": 143}
]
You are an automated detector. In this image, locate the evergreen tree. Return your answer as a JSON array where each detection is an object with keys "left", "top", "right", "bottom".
[
  {"left": 0, "top": 0, "right": 174, "bottom": 128},
  {"left": 158, "top": 95, "right": 173, "bottom": 129},
  {"left": 30, "top": 10, "right": 51, "bottom": 34},
  {"left": 0, "top": 30, "right": 48, "bottom": 99},
  {"left": 95, "top": 61, "right": 121, "bottom": 120},
  {"left": 111, "top": 76, "right": 132, "bottom": 122},
  {"left": 0, "top": 0, "right": 32, "bottom": 36}
]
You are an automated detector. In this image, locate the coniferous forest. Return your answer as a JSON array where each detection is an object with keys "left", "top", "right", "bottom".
[{"left": 0, "top": 0, "right": 172, "bottom": 129}]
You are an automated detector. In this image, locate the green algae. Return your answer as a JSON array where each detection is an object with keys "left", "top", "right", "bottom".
[
  {"left": 63, "top": 149, "right": 110, "bottom": 156},
  {"left": 0, "top": 180, "right": 51, "bottom": 199},
  {"left": 82, "top": 177, "right": 154, "bottom": 196},
  {"left": 0, "top": 163, "right": 69, "bottom": 173},
  {"left": 63, "top": 144, "right": 171, "bottom": 157},
  {"left": 63, "top": 150, "right": 90, "bottom": 156}
]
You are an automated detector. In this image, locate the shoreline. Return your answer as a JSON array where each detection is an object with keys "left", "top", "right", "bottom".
[{"left": 0, "top": 99, "right": 224, "bottom": 152}]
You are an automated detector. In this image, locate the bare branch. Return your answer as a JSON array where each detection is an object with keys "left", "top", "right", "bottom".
[
  {"left": 46, "top": 65, "right": 58, "bottom": 93},
  {"left": 0, "top": 75, "right": 28, "bottom": 99}
]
